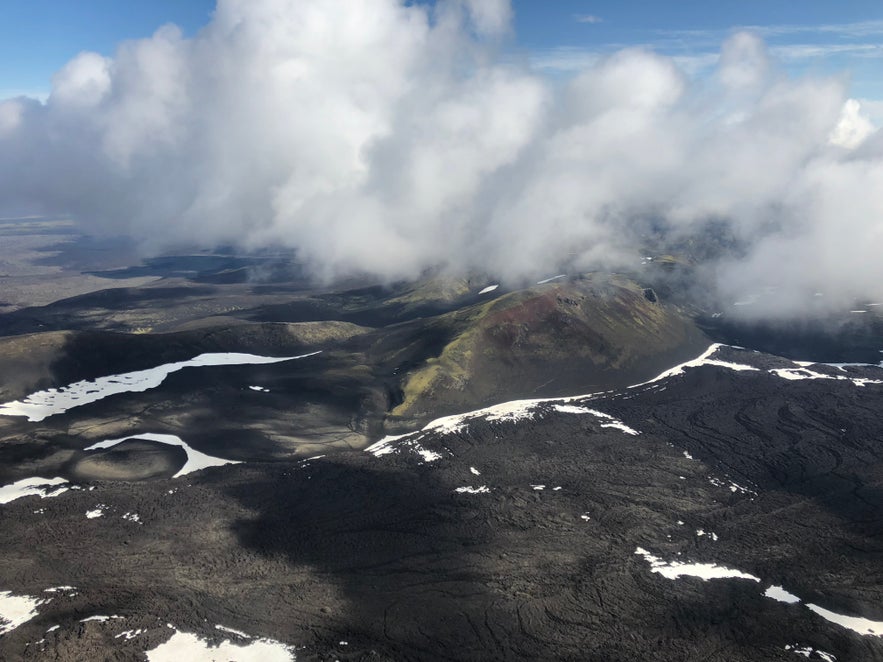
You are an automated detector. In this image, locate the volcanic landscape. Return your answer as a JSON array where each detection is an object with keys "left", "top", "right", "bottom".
[{"left": 0, "top": 220, "right": 879, "bottom": 661}]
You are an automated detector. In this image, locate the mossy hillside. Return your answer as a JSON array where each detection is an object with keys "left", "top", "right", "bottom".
[{"left": 389, "top": 274, "right": 706, "bottom": 424}]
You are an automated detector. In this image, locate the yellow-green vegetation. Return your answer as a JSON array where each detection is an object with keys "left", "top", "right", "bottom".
[
  {"left": 385, "top": 276, "right": 473, "bottom": 307},
  {"left": 0, "top": 331, "right": 74, "bottom": 400},
  {"left": 281, "top": 321, "right": 372, "bottom": 345}
]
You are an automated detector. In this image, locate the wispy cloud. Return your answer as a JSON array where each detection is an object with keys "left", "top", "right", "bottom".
[
  {"left": 574, "top": 14, "right": 602, "bottom": 24},
  {"left": 750, "top": 20, "right": 883, "bottom": 39},
  {"left": 529, "top": 47, "right": 602, "bottom": 72},
  {"left": 655, "top": 20, "right": 883, "bottom": 44},
  {"left": 771, "top": 43, "right": 883, "bottom": 61},
  {"left": 529, "top": 46, "right": 718, "bottom": 77}
]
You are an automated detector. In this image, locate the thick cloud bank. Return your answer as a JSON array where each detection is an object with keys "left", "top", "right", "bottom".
[{"left": 0, "top": 0, "right": 881, "bottom": 315}]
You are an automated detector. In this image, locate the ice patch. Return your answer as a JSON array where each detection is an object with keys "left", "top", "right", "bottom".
[
  {"left": 122, "top": 512, "right": 141, "bottom": 523},
  {"left": 765, "top": 585, "right": 801, "bottom": 604},
  {"left": 696, "top": 529, "right": 718, "bottom": 541},
  {"left": 0, "top": 351, "right": 320, "bottom": 422},
  {"left": 85, "top": 506, "right": 106, "bottom": 519},
  {"left": 634, "top": 547, "right": 760, "bottom": 582},
  {"left": 0, "top": 590, "right": 46, "bottom": 635},
  {"left": 531, "top": 484, "right": 545, "bottom": 491},
  {"left": 116, "top": 628, "right": 145, "bottom": 640},
  {"left": 85, "top": 432, "right": 240, "bottom": 478},
  {"left": 455, "top": 486, "right": 490, "bottom": 494},
  {"left": 146, "top": 628, "right": 296, "bottom": 661},
  {"left": 478, "top": 284, "right": 499, "bottom": 294},
  {"left": 248, "top": 386, "right": 269, "bottom": 392},
  {"left": 469, "top": 467, "right": 481, "bottom": 476},
  {"left": 0, "top": 476, "right": 69, "bottom": 505}
]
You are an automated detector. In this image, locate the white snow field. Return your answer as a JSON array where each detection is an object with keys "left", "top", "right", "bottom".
[{"left": 0, "top": 351, "right": 320, "bottom": 422}]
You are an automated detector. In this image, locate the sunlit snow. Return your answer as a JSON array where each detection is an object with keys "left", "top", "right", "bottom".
[
  {"left": 0, "top": 477, "right": 69, "bottom": 505},
  {"left": 765, "top": 585, "right": 801, "bottom": 604},
  {"left": 455, "top": 486, "right": 490, "bottom": 494},
  {"left": 536, "top": 274, "right": 566, "bottom": 284},
  {"left": 634, "top": 547, "right": 760, "bottom": 582},
  {"left": 0, "top": 590, "right": 46, "bottom": 635},
  {"left": 146, "top": 627, "right": 296, "bottom": 661},
  {"left": 784, "top": 644, "right": 836, "bottom": 661},
  {"left": 84, "top": 432, "right": 240, "bottom": 478},
  {"left": 806, "top": 603, "right": 883, "bottom": 637},
  {"left": 85, "top": 506, "right": 105, "bottom": 519},
  {"left": 368, "top": 398, "right": 639, "bottom": 463},
  {"left": 478, "top": 284, "right": 499, "bottom": 294},
  {"left": 80, "top": 615, "right": 123, "bottom": 623},
  {"left": 0, "top": 351, "right": 320, "bottom": 422}
]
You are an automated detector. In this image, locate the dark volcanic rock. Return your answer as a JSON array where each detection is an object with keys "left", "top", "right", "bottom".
[{"left": 0, "top": 348, "right": 881, "bottom": 660}]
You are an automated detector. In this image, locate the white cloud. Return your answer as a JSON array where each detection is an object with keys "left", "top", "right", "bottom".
[
  {"left": 829, "top": 99, "right": 875, "bottom": 148},
  {"left": 574, "top": 14, "right": 603, "bottom": 25},
  {"left": 0, "top": 0, "right": 881, "bottom": 316}
]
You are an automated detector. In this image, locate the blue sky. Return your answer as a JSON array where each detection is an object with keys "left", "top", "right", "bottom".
[{"left": 1, "top": 0, "right": 882, "bottom": 100}]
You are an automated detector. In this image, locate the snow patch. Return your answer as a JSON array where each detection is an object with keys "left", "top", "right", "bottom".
[
  {"left": 600, "top": 421, "right": 641, "bottom": 435},
  {"left": 455, "top": 486, "right": 490, "bottom": 494},
  {"left": 784, "top": 644, "right": 836, "bottom": 661},
  {"left": 806, "top": 603, "right": 883, "bottom": 637},
  {"left": 0, "top": 351, "right": 320, "bottom": 422},
  {"left": 765, "top": 585, "right": 801, "bottom": 604},
  {"left": 80, "top": 615, "right": 123, "bottom": 622},
  {"left": 146, "top": 628, "right": 296, "bottom": 661},
  {"left": 478, "top": 284, "right": 499, "bottom": 294},
  {"left": 216, "top": 624, "right": 251, "bottom": 638},
  {"left": 365, "top": 435, "right": 442, "bottom": 464},
  {"left": 85, "top": 506, "right": 106, "bottom": 519},
  {"left": 634, "top": 547, "right": 760, "bottom": 582},
  {"left": 85, "top": 432, "right": 240, "bottom": 478},
  {"left": 536, "top": 274, "right": 566, "bottom": 284},
  {"left": 0, "top": 477, "right": 69, "bottom": 505},
  {"left": 771, "top": 366, "right": 883, "bottom": 387},
  {"left": 0, "top": 591, "right": 46, "bottom": 635}
]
